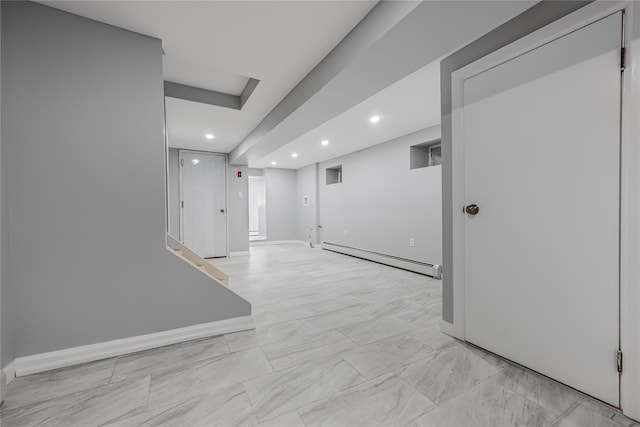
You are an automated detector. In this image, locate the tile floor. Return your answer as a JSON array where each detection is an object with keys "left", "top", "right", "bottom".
[{"left": 1, "top": 242, "right": 638, "bottom": 426}]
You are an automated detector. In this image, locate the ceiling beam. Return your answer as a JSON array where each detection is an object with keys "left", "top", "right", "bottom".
[
  {"left": 229, "top": 0, "right": 420, "bottom": 165},
  {"left": 165, "top": 78, "right": 261, "bottom": 111},
  {"left": 240, "top": 78, "right": 260, "bottom": 109},
  {"left": 229, "top": 0, "right": 536, "bottom": 166},
  {"left": 164, "top": 81, "right": 240, "bottom": 110}
]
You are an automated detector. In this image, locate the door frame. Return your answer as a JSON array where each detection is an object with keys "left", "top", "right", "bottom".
[
  {"left": 248, "top": 175, "right": 267, "bottom": 240},
  {"left": 448, "top": 0, "right": 640, "bottom": 419},
  {"left": 178, "top": 149, "right": 229, "bottom": 257}
]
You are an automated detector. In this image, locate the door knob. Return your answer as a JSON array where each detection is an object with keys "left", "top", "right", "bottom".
[
  {"left": 220, "top": 208, "right": 225, "bottom": 213},
  {"left": 464, "top": 204, "right": 479, "bottom": 216}
]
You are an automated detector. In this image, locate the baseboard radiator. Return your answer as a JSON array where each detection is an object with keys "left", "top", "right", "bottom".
[{"left": 321, "top": 242, "right": 442, "bottom": 279}]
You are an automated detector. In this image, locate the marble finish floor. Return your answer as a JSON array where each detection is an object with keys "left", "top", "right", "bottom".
[{"left": 2, "top": 242, "right": 638, "bottom": 426}]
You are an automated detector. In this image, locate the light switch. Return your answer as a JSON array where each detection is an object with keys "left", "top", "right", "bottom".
[{"left": 238, "top": 192, "right": 243, "bottom": 198}]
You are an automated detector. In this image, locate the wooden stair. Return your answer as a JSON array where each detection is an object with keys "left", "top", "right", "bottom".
[{"left": 167, "top": 235, "right": 229, "bottom": 286}]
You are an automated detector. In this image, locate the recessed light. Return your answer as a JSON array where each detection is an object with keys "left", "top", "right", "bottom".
[
  {"left": 321, "top": 140, "right": 329, "bottom": 146},
  {"left": 191, "top": 158, "right": 200, "bottom": 165},
  {"left": 271, "top": 161, "right": 277, "bottom": 166},
  {"left": 291, "top": 153, "right": 298, "bottom": 158},
  {"left": 205, "top": 133, "right": 215, "bottom": 140},
  {"left": 369, "top": 115, "right": 380, "bottom": 124}
]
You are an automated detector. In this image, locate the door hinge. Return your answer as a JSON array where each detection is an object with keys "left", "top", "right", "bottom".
[
  {"left": 617, "top": 350, "right": 623, "bottom": 373},
  {"left": 621, "top": 47, "right": 626, "bottom": 71},
  {"left": 181, "top": 158, "right": 184, "bottom": 166},
  {"left": 181, "top": 201, "right": 184, "bottom": 208}
]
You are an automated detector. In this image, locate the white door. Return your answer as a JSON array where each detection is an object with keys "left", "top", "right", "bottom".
[
  {"left": 463, "top": 12, "right": 622, "bottom": 405},
  {"left": 180, "top": 151, "right": 227, "bottom": 258}
]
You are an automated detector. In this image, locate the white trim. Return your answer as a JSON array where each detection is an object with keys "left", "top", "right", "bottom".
[
  {"left": 3, "top": 362, "right": 15, "bottom": 385},
  {"left": 451, "top": 68, "right": 466, "bottom": 340},
  {"left": 229, "top": 251, "right": 250, "bottom": 257},
  {"left": 322, "top": 242, "right": 442, "bottom": 279},
  {"left": 618, "top": 1, "right": 640, "bottom": 420},
  {"left": 13, "top": 316, "right": 254, "bottom": 377},
  {"left": 1, "top": 361, "right": 15, "bottom": 403},
  {"left": 250, "top": 240, "right": 307, "bottom": 246},
  {"left": 450, "top": 0, "right": 639, "bottom": 420}
]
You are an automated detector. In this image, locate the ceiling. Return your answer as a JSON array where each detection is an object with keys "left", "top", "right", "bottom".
[
  {"left": 38, "top": 0, "right": 378, "bottom": 155},
  {"left": 36, "top": 1, "right": 532, "bottom": 171},
  {"left": 251, "top": 61, "right": 441, "bottom": 169}
]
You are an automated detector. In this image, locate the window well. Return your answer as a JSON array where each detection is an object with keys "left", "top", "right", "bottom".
[
  {"left": 410, "top": 140, "right": 441, "bottom": 169},
  {"left": 326, "top": 165, "right": 343, "bottom": 185}
]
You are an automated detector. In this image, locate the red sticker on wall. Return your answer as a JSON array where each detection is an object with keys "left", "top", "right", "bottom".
[{"left": 237, "top": 171, "right": 242, "bottom": 178}]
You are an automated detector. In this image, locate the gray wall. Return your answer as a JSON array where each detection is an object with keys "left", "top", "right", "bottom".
[
  {"left": 228, "top": 165, "right": 249, "bottom": 253},
  {"left": 264, "top": 168, "right": 297, "bottom": 241},
  {"left": 168, "top": 148, "right": 180, "bottom": 239},
  {"left": 295, "top": 164, "right": 318, "bottom": 244},
  {"left": 440, "top": 1, "right": 591, "bottom": 323},
  {"left": 0, "top": 1, "right": 11, "bottom": 371},
  {"left": 3, "top": 2, "right": 250, "bottom": 358},
  {"left": 319, "top": 126, "right": 442, "bottom": 265}
]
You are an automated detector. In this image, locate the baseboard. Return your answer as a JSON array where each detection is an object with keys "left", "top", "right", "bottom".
[
  {"left": 229, "top": 251, "right": 250, "bottom": 257},
  {"left": 2, "top": 361, "right": 15, "bottom": 403},
  {"left": 322, "top": 242, "right": 442, "bottom": 279},
  {"left": 14, "top": 316, "right": 254, "bottom": 377},
  {"left": 0, "top": 370, "right": 5, "bottom": 406},
  {"left": 250, "top": 240, "right": 307, "bottom": 246}
]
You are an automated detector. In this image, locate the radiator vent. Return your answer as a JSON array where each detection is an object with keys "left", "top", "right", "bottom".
[{"left": 321, "top": 242, "right": 442, "bottom": 279}]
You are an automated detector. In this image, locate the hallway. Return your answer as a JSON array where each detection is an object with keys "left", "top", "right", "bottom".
[{"left": 1, "top": 243, "right": 635, "bottom": 426}]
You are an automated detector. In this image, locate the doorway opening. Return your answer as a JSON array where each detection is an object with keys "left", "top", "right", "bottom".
[{"left": 248, "top": 176, "right": 267, "bottom": 241}]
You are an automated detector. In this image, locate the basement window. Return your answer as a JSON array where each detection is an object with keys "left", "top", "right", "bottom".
[
  {"left": 410, "top": 140, "right": 441, "bottom": 169},
  {"left": 326, "top": 165, "right": 343, "bottom": 185}
]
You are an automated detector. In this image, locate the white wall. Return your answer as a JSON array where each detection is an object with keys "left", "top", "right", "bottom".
[
  {"left": 2, "top": 2, "right": 250, "bottom": 358},
  {"left": 248, "top": 176, "right": 266, "bottom": 237},
  {"left": 167, "top": 148, "right": 180, "bottom": 239},
  {"left": 319, "top": 126, "right": 442, "bottom": 265},
  {"left": 295, "top": 164, "right": 318, "bottom": 244},
  {"left": 264, "top": 168, "right": 297, "bottom": 241}
]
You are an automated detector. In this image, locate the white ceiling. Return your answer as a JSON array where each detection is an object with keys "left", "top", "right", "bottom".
[
  {"left": 38, "top": 0, "right": 377, "bottom": 154},
  {"left": 251, "top": 61, "right": 441, "bottom": 169}
]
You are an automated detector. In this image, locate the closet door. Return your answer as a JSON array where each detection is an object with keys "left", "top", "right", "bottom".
[
  {"left": 180, "top": 151, "right": 227, "bottom": 258},
  {"left": 463, "top": 13, "right": 622, "bottom": 405}
]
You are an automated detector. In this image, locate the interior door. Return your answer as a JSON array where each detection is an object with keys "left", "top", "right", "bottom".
[
  {"left": 180, "top": 151, "right": 227, "bottom": 258},
  {"left": 463, "top": 12, "right": 622, "bottom": 405}
]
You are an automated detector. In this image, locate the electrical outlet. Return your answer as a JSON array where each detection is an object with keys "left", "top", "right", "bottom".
[
  {"left": 344, "top": 229, "right": 348, "bottom": 237},
  {"left": 409, "top": 238, "right": 415, "bottom": 247}
]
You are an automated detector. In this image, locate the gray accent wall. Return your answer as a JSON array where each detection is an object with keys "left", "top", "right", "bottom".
[
  {"left": 228, "top": 165, "right": 249, "bottom": 253},
  {"left": 3, "top": 2, "right": 250, "bottom": 358},
  {"left": 264, "top": 168, "right": 297, "bottom": 241},
  {"left": 319, "top": 126, "right": 442, "bottom": 265},
  {"left": 295, "top": 164, "right": 318, "bottom": 245},
  {"left": 440, "top": 1, "right": 592, "bottom": 323},
  {"left": 0, "top": 1, "right": 11, "bottom": 370}
]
